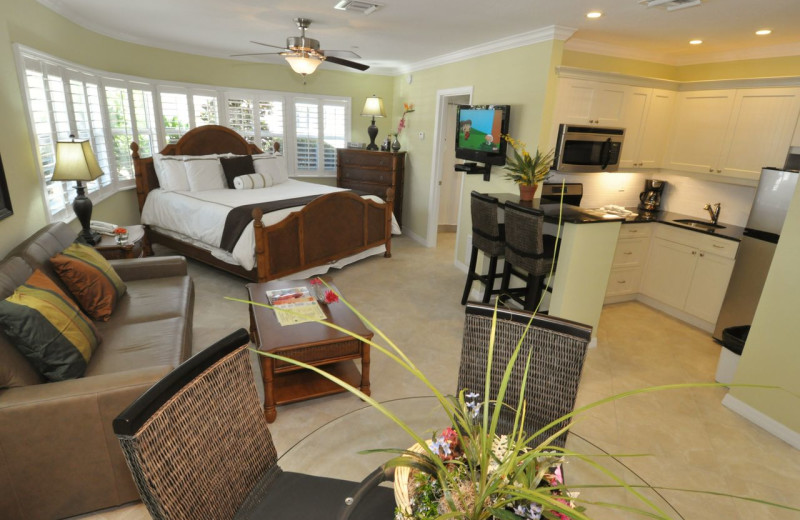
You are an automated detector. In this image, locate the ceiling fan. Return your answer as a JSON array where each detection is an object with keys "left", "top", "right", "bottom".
[{"left": 232, "top": 18, "right": 369, "bottom": 76}]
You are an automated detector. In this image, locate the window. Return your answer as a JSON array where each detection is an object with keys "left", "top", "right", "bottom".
[{"left": 16, "top": 45, "right": 351, "bottom": 221}]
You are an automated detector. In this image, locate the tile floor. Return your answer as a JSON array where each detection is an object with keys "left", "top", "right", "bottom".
[{"left": 73, "top": 233, "right": 800, "bottom": 520}]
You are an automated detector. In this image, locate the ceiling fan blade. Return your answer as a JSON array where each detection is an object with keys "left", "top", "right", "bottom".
[
  {"left": 324, "top": 55, "right": 370, "bottom": 72},
  {"left": 230, "top": 52, "right": 282, "bottom": 57},
  {"left": 250, "top": 41, "right": 289, "bottom": 51},
  {"left": 324, "top": 50, "right": 362, "bottom": 59}
]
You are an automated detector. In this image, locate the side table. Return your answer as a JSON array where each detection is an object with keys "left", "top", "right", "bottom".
[
  {"left": 94, "top": 225, "right": 148, "bottom": 260},
  {"left": 246, "top": 278, "right": 372, "bottom": 423}
]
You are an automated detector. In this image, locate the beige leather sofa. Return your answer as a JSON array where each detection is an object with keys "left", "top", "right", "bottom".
[{"left": 0, "top": 223, "right": 194, "bottom": 520}]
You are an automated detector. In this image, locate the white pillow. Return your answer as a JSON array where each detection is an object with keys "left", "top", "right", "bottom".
[
  {"left": 233, "top": 173, "right": 272, "bottom": 190},
  {"left": 184, "top": 157, "right": 226, "bottom": 191},
  {"left": 253, "top": 155, "right": 289, "bottom": 185},
  {"left": 156, "top": 155, "right": 190, "bottom": 191}
]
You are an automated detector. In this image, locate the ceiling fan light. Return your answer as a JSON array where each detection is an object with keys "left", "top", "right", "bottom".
[{"left": 285, "top": 54, "right": 323, "bottom": 75}]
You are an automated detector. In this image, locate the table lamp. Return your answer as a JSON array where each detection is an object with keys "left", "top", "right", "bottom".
[
  {"left": 52, "top": 136, "right": 105, "bottom": 245},
  {"left": 361, "top": 95, "right": 386, "bottom": 150}
]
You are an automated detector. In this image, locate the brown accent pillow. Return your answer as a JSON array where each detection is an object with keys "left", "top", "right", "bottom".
[
  {"left": 220, "top": 155, "right": 255, "bottom": 189},
  {"left": 50, "top": 243, "right": 127, "bottom": 321}
]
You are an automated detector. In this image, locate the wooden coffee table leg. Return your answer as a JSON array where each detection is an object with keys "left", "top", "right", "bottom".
[
  {"left": 360, "top": 342, "right": 371, "bottom": 396},
  {"left": 261, "top": 356, "right": 277, "bottom": 423}
]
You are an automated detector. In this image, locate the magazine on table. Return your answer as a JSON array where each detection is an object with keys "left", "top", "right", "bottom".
[{"left": 265, "top": 286, "right": 326, "bottom": 326}]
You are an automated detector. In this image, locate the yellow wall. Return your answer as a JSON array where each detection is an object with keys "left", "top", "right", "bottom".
[
  {"left": 728, "top": 180, "right": 800, "bottom": 433},
  {"left": 0, "top": 0, "right": 394, "bottom": 257},
  {"left": 392, "top": 40, "right": 563, "bottom": 261},
  {"left": 562, "top": 50, "right": 679, "bottom": 80},
  {"left": 676, "top": 55, "right": 800, "bottom": 82}
]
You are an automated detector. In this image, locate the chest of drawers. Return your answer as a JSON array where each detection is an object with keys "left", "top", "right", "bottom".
[{"left": 337, "top": 149, "right": 406, "bottom": 227}]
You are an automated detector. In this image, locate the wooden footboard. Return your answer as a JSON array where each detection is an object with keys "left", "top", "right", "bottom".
[{"left": 252, "top": 189, "right": 393, "bottom": 282}]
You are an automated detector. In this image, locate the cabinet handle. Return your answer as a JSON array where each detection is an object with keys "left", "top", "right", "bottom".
[
  {"left": 623, "top": 251, "right": 633, "bottom": 255},
  {"left": 617, "top": 280, "right": 626, "bottom": 284},
  {"left": 628, "top": 229, "right": 638, "bottom": 233},
  {"left": 712, "top": 244, "right": 724, "bottom": 249},
  {"left": 692, "top": 250, "right": 697, "bottom": 255},
  {"left": 700, "top": 253, "right": 705, "bottom": 257},
  {"left": 716, "top": 169, "right": 722, "bottom": 173},
  {"left": 709, "top": 168, "right": 714, "bottom": 173}
]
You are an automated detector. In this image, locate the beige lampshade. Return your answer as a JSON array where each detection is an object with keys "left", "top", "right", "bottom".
[
  {"left": 285, "top": 53, "right": 323, "bottom": 75},
  {"left": 52, "top": 140, "right": 104, "bottom": 182},
  {"left": 361, "top": 96, "right": 386, "bottom": 118}
]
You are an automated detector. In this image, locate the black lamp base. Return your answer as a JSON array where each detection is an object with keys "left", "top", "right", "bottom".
[
  {"left": 366, "top": 117, "right": 379, "bottom": 151},
  {"left": 73, "top": 181, "right": 101, "bottom": 245}
]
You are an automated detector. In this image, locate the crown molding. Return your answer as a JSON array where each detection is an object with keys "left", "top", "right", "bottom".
[{"left": 401, "top": 25, "right": 577, "bottom": 74}]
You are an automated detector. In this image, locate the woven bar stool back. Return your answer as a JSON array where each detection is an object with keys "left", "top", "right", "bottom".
[
  {"left": 461, "top": 191, "right": 505, "bottom": 305},
  {"left": 456, "top": 303, "right": 591, "bottom": 448}
]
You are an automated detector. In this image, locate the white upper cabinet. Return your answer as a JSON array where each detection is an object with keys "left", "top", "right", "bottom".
[
  {"left": 663, "top": 90, "right": 735, "bottom": 175},
  {"left": 554, "top": 79, "right": 627, "bottom": 126},
  {"left": 792, "top": 111, "right": 800, "bottom": 147},
  {"left": 620, "top": 88, "right": 675, "bottom": 169},
  {"left": 665, "top": 87, "right": 800, "bottom": 180},
  {"left": 719, "top": 88, "right": 800, "bottom": 178}
]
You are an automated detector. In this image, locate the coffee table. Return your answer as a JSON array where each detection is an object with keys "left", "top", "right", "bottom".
[{"left": 246, "top": 278, "right": 372, "bottom": 423}]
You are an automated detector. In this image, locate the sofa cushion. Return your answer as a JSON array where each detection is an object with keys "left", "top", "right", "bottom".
[
  {"left": 88, "top": 317, "right": 188, "bottom": 376},
  {"left": 109, "top": 275, "right": 192, "bottom": 324},
  {"left": 51, "top": 243, "right": 127, "bottom": 321},
  {"left": 0, "top": 257, "right": 33, "bottom": 301},
  {"left": 0, "top": 269, "right": 101, "bottom": 381},
  {"left": 220, "top": 155, "right": 255, "bottom": 188}
]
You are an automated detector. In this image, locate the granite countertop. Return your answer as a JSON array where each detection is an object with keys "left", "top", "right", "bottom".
[{"left": 487, "top": 193, "right": 743, "bottom": 242}]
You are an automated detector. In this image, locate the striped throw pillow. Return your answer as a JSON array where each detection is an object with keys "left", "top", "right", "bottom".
[
  {"left": 0, "top": 269, "right": 101, "bottom": 381},
  {"left": 233, "top": 173, "right": 272, "bottom": 190},
  {"left": 50, "top": 243, "right": 127, "bottom": 321}
]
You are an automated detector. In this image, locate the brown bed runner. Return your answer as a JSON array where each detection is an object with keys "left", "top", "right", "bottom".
[{"left": 220, "top": 195, "right": 324, "bottom": 252}]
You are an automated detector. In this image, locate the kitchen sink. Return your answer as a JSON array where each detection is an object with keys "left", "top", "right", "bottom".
[{"left": 672, "top": 218, "right": 726, "bottom": 230}]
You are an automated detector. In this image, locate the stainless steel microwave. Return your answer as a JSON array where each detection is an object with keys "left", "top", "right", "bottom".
[{"left": 553, "top": 124, "right": 625, "bottom": 173}]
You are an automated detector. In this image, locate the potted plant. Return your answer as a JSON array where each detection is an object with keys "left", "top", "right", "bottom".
[{"left": 502, "top": 135, "right": 554, "bottom": 201}]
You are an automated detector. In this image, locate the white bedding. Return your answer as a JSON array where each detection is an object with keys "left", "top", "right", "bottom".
[{"left": 141, "top": 179, "right": 401, "bottom": 271}]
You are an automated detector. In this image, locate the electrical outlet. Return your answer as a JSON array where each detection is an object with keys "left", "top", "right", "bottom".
[{"left": 418, "top": 131, "right": 425, "bottom": 140}]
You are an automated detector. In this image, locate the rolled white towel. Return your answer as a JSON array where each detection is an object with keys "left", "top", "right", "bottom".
[{"left": 233, "top": 173, "right": 271, "bottom": 190}]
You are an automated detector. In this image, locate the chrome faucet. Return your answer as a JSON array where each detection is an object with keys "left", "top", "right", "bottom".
[{"left": 704, "top": 202, "right": 721, "bottom": 225}]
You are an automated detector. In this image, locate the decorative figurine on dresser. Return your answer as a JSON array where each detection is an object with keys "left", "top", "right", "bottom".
[{"left": 336, "top": 148, "right": 406, "bottom": 228}]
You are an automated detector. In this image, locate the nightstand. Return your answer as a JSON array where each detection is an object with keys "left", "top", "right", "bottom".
[{"left": 94, "top": 225, "right": 148, "bottom": 260}]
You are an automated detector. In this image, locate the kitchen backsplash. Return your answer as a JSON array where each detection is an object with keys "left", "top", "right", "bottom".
[{"left": 547, "top": 170, "right": 757, "bottom": 227}]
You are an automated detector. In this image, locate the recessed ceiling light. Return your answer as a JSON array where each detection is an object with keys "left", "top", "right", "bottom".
[
  {"left": 689, "top": 39, "right": 703, "bottom": 45},
  {"left": 586, "top": 11, "right": 603, "bottom": 19},
  {"left": 756, "top": 29, "right": 772, "bottom": 36}
]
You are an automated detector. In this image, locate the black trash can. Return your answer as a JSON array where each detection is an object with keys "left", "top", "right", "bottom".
[{"left": 721, "top": 325, "right": 750, "bottom": 356}]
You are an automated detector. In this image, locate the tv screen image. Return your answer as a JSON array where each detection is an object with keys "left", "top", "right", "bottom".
[{"left": 457, "top": 108, "right": 504, "bottom": 153}]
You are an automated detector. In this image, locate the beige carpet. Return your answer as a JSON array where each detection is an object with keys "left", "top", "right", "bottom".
[{"left": 74, "top": 234, "right": 799, "bottom": 520}]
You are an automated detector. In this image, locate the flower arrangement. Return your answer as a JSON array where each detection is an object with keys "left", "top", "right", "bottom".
[
  {"left": 113, "top": 227, "right": 128, "bottom": 244},
  {"left": 501, "top": 135, "right": 554, "bottom": 187},
  {"left": 309, "top": 277, "right": 339, "bottom": 304},
  {"left": 113, "top": 227, "right": 127, "bottom": 236},
  {"left": 396, "top": 103, "right": 415, "bottom": 136}
]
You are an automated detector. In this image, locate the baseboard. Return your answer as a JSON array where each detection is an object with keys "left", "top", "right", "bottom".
[
  {"left": 603, "top": 293, "right": 637, "bottom": 305},
  {"left": 403, "top": 228, "right": 427, "bottom": 246},
  {"left": 635, "top": 294, "right": 715, "bottom": 333},
  {"left": 721, "top": 394, "right": 800, "bottom": 449}
]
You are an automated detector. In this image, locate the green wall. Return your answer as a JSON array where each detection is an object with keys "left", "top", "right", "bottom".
[{"left": 0, "top": 0, "right": 394, "bottom": 257}]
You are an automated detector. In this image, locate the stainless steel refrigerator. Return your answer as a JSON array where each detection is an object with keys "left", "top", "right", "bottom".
[{"left": 713, "top": 167, "right": 800, "bottom": 341}]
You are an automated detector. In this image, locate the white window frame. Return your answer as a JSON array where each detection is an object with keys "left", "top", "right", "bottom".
[{"left": 15, "top": 45, "right": 351, "bottom": 222}]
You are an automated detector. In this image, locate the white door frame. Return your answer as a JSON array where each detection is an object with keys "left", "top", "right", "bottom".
[{"left": 426, "top": 86, "right": 473, "bottom": 250}]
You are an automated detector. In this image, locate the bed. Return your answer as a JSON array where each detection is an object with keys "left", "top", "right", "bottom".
[{"left": 131, "top": 125, "right": 396, "bottom": 282}]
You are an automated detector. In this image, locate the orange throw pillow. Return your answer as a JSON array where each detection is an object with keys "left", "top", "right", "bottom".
[{"left": 51, "top": 243, "right": 127, "bottom": 321}]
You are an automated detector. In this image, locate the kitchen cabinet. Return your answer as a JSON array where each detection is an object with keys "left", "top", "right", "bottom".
[
  {"left": 792, "top": 112, "right": 800, "bottom": 148},
  {"left": 665, "top": 87, "right": 800, "bottom": 180},
  {"left": 605, "top": 223, "right": 652, "bottom": 299},
  {"left": 640, "top": 225, "right": 737, "bottom": 325},
  {"left": 619, "top": 88, "right": 675, "bottom": 169},
  {"left": 553, "top": 78, "right": 627, "bottom": 126}
]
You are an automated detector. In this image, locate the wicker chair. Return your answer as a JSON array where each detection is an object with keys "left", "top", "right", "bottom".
[
  {"left": 112, "top": 329, "right": 392, "bottom": 520},
  {"left": 500, "top": 201, "right": 559, "bottom": 311},
  {"left": 461, "top": 191, "right": 506, "bottom": 305},
  {"left": 456, "top": 303, "right": 591, "bottom": 448}
]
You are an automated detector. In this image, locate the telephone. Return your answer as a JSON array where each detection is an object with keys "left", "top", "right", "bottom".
[{"left": 90, "top": 220, "right": 119, "bottom": 235}]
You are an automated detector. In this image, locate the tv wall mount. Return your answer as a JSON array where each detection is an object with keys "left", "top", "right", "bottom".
[{"left": 455, "top": 162, "right": 492, "bottom": 181}]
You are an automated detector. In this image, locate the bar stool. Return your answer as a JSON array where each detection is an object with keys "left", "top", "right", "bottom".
[
  {"left": 500, "top": 201, "right": 559, "bottom": 311},
  {"left": 461, "top": 192, "right": 505, "bottom": 305}
]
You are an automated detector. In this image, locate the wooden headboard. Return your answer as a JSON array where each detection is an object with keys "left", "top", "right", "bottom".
[{"left": 130, "top": 125, "right": 267, "bottom": 213}]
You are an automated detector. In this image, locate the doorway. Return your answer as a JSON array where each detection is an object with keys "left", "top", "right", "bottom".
[{"left": 426, "top": 87, "right": 472, "bottom": 259}]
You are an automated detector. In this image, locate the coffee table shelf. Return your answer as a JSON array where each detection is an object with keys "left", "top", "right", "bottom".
[{"left": 246, "top": 279, "right": 372, "bottom": 422}]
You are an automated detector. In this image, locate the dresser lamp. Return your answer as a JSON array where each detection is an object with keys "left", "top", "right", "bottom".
[
  {"left": 52, "top": 136, "right": 105, "bottom": 245},
  {"left": 361, "top": 95, "right": 386, "bottom": 150}
]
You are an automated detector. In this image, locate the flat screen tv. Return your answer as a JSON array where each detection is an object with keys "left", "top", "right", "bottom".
[{"left": 455, "top": 104, "right": 510, "bottom": 166}]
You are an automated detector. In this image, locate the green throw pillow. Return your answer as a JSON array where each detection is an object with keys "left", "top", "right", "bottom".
[{"left": 0, "top": 269, "right": 101, "bottom": 381}]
